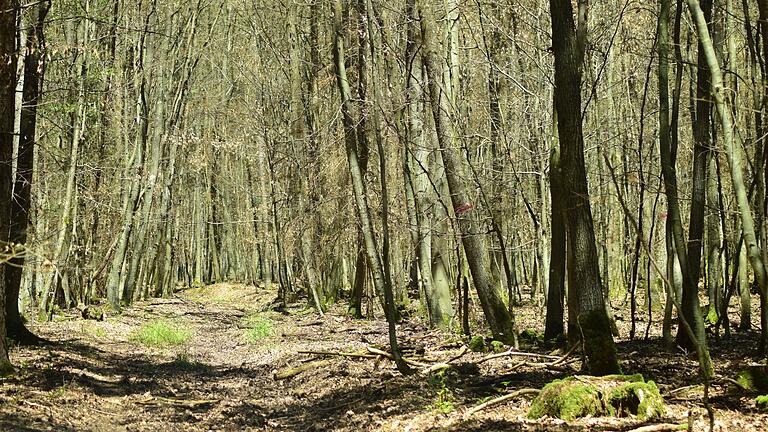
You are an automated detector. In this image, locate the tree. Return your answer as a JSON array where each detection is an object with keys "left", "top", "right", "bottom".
[
  {"left": 5, "top": 0, "right": 49, "bottom": 344},
  {"left": 0, "top": 0, "right": 19, "bottom": 374},
  {"left": 548, "top": 0, "right": 620, "bottom": 375},
  {"left": 688, "top": 0, "right": 768, "bottom": 353},
  {"left": 332, "top": 0, "right": 410, "bottom": 374},
  {"left": 419, "top": 1, "right": 517, "bottom": 345}
]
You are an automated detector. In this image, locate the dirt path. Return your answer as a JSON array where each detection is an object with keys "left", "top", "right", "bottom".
[{"left": 1, "top": 284, "right": 768, "bottom": 431}]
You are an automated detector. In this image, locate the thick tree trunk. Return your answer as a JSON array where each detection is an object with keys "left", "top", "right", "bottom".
[
  {"left": 0, "top": 0, "right": 18, "bottom": 373},
  {"left": 549, "top": 0, "right": 620, "bottom": 375},
  {"left": 5, "top": 1, "right": 49, "bottom": 344}
]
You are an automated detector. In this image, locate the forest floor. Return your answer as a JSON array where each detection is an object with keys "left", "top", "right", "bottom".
[{"left": 1, "top": 283, "right": 768, "bottom": 431}]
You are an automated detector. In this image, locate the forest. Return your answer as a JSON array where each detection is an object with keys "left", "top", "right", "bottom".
[{"left": 1, "top": 0, "right": 768, "bottom": 430}]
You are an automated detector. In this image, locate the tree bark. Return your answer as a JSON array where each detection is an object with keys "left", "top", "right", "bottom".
[{"left": 688, "top": 0, "right": 768, "bottom": 353}]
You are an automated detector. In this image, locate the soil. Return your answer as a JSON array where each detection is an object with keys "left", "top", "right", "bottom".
[{"left": 1, "top": 283, "right": 767, "bottom": 431}]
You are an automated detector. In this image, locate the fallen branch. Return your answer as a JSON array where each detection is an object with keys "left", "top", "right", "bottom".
[
  {"left": 626, "top": 423, "right": 687, "bottom": 432},
  {"left": 273, "top": 360, "right": 331, "bottom": 380},
  {"left": 463, "top": 388, "right": 540, "bottom": 416},
  {"left": 297, "top": 349, "right": 377, "bottom": 359},
  {"left": 478, "top": 349, "right": 562, "bottom": 364},
  {"left": 446, "top": 345, "right": 469, "bottom": 363},
  {"left": 366, "top": 347, "right": 429, "bottom": 367},
  {"left": 719, "top": 377, "right": 750, "bottom": 392},
  {"left": 137, "top": 396, "right": 219, "bottom": 408},
  {"left": 550, "top": 344, "right": 578, "bottom": 366}
]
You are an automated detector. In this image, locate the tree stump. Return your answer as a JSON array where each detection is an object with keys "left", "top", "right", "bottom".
[{"left": 528, "top": 374, "right": 664, "bottom": 421}]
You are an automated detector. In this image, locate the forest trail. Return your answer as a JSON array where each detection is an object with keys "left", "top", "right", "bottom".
[{"left": 2, "top": 284, "right": 768, "bottom": 431}]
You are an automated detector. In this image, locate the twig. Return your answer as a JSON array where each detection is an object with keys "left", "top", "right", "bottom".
[
  {"left": 626, "top": 423, "right": 687, "bottom": 432},
  {"left": 550, "top": 344, "right": 578, "bottom": 366},
  {"left": 463, "top": 388, "right": 540, "bottom": 416}
]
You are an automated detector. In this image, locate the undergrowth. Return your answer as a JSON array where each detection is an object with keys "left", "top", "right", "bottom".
[
  {"left": 130, "top": 319, "right": 192, "bottom": 347},
  {"left": 242, "top": 313, "right": 274, "bottom": 343}
]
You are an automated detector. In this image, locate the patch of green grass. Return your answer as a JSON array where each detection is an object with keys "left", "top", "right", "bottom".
[
  {"left": 242, "top": 313, "right": 274, "bottom": 343},
  {"left": 80, "top": 322, "right": 107, "bottom": 339},
  {"left": 130, "top": 319, "right": 192, "bottom": 347},
  {"left": 427, "top": 370, "right": 456, "bottom": 414}
]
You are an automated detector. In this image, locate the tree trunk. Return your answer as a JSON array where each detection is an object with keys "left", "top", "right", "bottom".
[
  {"left": 333, "top": 0, "right": 410, "bottom": 374},
  {"left": 549, "top": 0, "right": 620, "bottom": 375},
  {"left": 689, "top": 0, "right": 768, "bottom": 353},
  {"left": 676, "top": 0, "right": 713, "bottom": 351},
  {"left": 0, "top": 0, "right": 18, "bottom": 373},
  {"left": 420, "top": 2, "right": 517, "bottom": 345},
  {"left": 545, "top": 146, "right": 566, "bottom": 341},
  {"left": 5, "top": 0, "right": 49, "bottom": 344}
]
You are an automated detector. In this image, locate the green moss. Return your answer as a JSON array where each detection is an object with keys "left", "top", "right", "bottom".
[
  {"left": 490, "top": 340, "right": 506, "bottom": 353},
  {"left": 0, "top": 360, "right": 13, "bottom": 377},
  {"left": 736, "top": 366, "right": 768, "bottom": 392},
  {"left": 704, "top": 305, "right": 718, "bottom": 325},
  {"left": 468, "top": 335, "right": 485, "bottom": 352},
  {"left": 755, "top": 395, "right": 768, "bottom": 411},
  {"left": 607, "top": 380, "right": 664, "bottom": 420},
  {"left": 519, "top": 328, "right": 544, "bottom": 344},
  {"left": 578, "top": 310, "right": 621, "bottom": 375},
  {"left": 528, "top": 378, "right": 602, "bottom": 421},
  {"left": 529, "top": 375, "right": 664, "bottom": 421}
]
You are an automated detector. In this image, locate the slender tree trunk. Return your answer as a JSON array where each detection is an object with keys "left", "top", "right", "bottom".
[
  {"left": 676, "top": 0, "right": 713, "bottom": 350},
  {"left": 689, "top": 0, "right": 768, "bottom": 353},
  {"left": 545, "top": 146, "right": 565, "bottom": 341},
  {"left": 333, "top": 0, "right": 410, "bottom": 374},
  {"left": 420, "top": 2, "right": 517, "bottom": 345}
]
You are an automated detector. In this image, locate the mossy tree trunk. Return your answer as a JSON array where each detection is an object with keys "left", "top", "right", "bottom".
[{"left": 405, "top": 0, "right": 453, "bottom": 328}]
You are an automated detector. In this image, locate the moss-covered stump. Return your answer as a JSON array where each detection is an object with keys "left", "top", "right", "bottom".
[
  {"left": 528, "top": 374, "right": 664, "bottom": 421},
  {"left": 736, "top": 366, "right": 768, "bottom": 392}
]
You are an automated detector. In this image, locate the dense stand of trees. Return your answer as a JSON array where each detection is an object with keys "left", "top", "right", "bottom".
[{"left": 2, "top": 0, "right": 768, "bottom": 377}]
